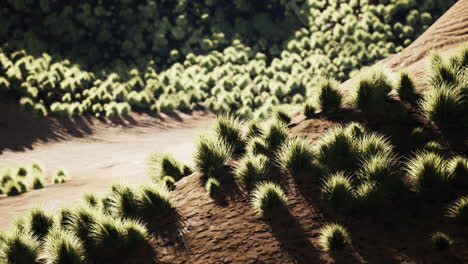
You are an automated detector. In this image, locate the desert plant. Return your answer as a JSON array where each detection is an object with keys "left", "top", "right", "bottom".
[
  {"left": 246, "top": 137, "right": 269, "bottom": 156},
  {"left": 430, "top": 232, "right": 453, "bottom": 251},
  {"left": 138, "top": 184, "right": 172, "bottom": 219},
  {"left": 344, "top": 122, "right": 366, "bottom": 139},
  {"left": 302, "top": 102, "right": 316, "bottom": 118},
  {"left": 352, "top": 70, "right": 392, "bottom": 116},
  {"left": 315, "top": 126, "right": 357, "bottom": 172},
  {"left": 321, "top": 172, "right": 354, "bottom": 209},
  {"left": 277, "top": 137, "right": 315, "bottom": 174},
  {"left": 273, "top": 109, "right": 291, "bottom": 125},
  {"left": 235, "top": 154, "right": 269, "bottom": 186},
  {"left": 104, "top": 185, "right": 140, "bottom": 219},
  {"left": 148, "top": 153, "right": 186, "bottom": 181},
  {"left": 446, "top": 196, "right": 468, "bottom": 224},
  {"left": 16, "top": 166, "right": 28, "bottom": 178},
  {"left": 448, "top": 156, "right": 468, "bottom": 185},
  {"left": 318, "top": 223, "right": 351, "bottom": 251},
  {"left": 214, "top": 114, "right": 246, "bottom": 155},
  {"left": 65, "top": 206, "right": 100, "bottom": 244},
  {"left": 420, "top": 86, "right": 462, "bottom": 126},
  {"left": 396, "top": 72, "right": 415, "bottom": 100},
  {"left": 357, "top": 132, "right": 394, "bottom": 160},
  {"left": 357, "top": 152, "right": 399, "bottom": 190},
  {"left": 194, "top": 135, "right": 232, "bottom": 179},
  {"left": 31, "top": 175, "right": 44, "bottom": 190},
  {"left": 57, "top": 208, "right": 74, "bottom": 228},
  {"left": 315, "top": 78, "right": 343, "bottom": 111},
  {"left": 44, "top": 228, "right": 86, "bottom": 264},
  {"left": 0, "top": 231, "right": 40, "bottom": 264},
  {"left": 17, "top": 179, "right": 28, "bottom": 193},
  {"left": 53, "top": 169, "right": 69, "bottom": 184},
  {"left": 4, "top": 181, "right": 21, "bottom": 196},
  {"left": 26, "top": 208, "right": 55, "bottom": 240},
  {"left": 83, "top": 193, "right": 100, "bottom": 208},
  {"left": 89, "top": 216, "right": 149, "bottom": 260},
  {"left": 251, "top": 181, "right": 288, "bottom": 216},
  {"left": 160, "top": 176, "right": 176, "bottom": 191},
  {"left": 263, "top": 121, "right": 288, "bottom": 155},
  {"left": 245, "top": 120, "right": 264, "bottom": 139},
  {"left": 423, "top": 141, "right": 446, "bottom": 154},
  {"left": 205, "top": 177, "right": 220, "bottom": 195},
  {"left": 406, "top": 151, "right": 450, "bottom": 194},
  {"left": 353, "top": 181, "right": 384, "bottom": 212}
]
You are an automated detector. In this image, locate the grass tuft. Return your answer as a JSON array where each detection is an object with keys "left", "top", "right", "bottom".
[
  {"left": 44, "top": 228, "right": 86, "bottom": 264},
  {"left": 273, "top": 109, "right": 291, "bottom": 125},
  {"left": 353, "top": 181, "right": 384, "bottom": 212},
  {"left": 315, "top": 126, "right": 357, "bottom": 172},
  {"left": 53, "top": 169, "right": 69, "bottom": 184},
  {"left": 419, "top": 86, "right": 462, "bottom": 126},
  {"left": 302, "top": 102, "right": 316, "bottom": 118},
  {"left": 321, "top": 172, "right": 354, "bottom": 209},
  {"left": 406, "top": 151, "right": 449, "bottom": 194},
  {"left": 194, "top": 135, "right": 232, "bottom": 179},
  {"left": 137, "top": 184, "right": 172, "bottom": 219},
  {"left": 352, "top": 70, "right": 392, "bottom": 116},
  {"left": 235, "top": 154, "right": 269, "bottom": 186},
  {"left": 315, "top": 78, "right": 343, "bottom": 111},
  {"left": 245, "top": 119, "right": 264, "bottom": 139},
  {"left": 357, "top": 132, "right": 393, "bottom": 160},
  {"left": 263, "top": 121, "right": 289, "bottom": 155},
  {"left": 410, "top": 127, "right": 430, "bottom": 147},
  {"left": 448, "top": 156, "right": 468, "bottom": 185},
  {"left": 251, "top": 181, "right": 288, "bottom": 217},
  {"left": 446, "top": 196, "right": 468, "bottom": 224},
  {"left": 83, "top": 192, "right": 100, "bottom": 208},
  {"left": 318, "top": 223, "right": 351, "bottom": 251},
  {"left": 31, "top": 176, "right": 44, "bottom": 190},
  {"left": 396, "top": 72, "right": 415, "bottom": 100},
  {"left": 214, "top": 114, "right": 246, "bottom": 155},
  {"left": 26, "top": 208, "right": 55, "bottom": 240},
  {"left": 205, "top": 177, "right": 220, "bottom": 195},
  {"left": 357, "top": 152, "right": 399, "bottom": 190},
  {"left": 277, "top": 137, "right": 315, "bottom": 175},
  {"left": 0, "top": 231, "right": 40, "bottom": 264}
]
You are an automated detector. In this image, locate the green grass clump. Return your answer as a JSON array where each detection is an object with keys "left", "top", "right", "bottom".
[
  {"left": 16, "top": 166, "right": 28, "bottom": 178},
  {"left": 430, "top": 232, "right": 453, "bottom": 251},
  {"left": 321, "top": 172, "right": 354, "bottom": 210},
  {"left": 244, "top": 120, "right": 264, "bottom": 139},
  {"left": 302, "top": 102, "right": 316, "bottom": 118},
  {"left": 246, "top": 137, "right": 269, "bottom": 156},
  {"left": 214, "top": 115, "right": 246, "bottom": 155},
  {"left": 89, "top": 216, "right": 149, "bottom": 261},
  {"left": 396, "top": 72, "right": 416, "bottom": 100},
  {"left": 160, "top": 176, "right": 176, "bottom": 191},
  {"left": 25, "top": 208, "right": 55, "bottom": 240},
  {"left": 273, "top": 109, "right": 291, "bottom": 125},
  {"left": 137, "top": 184, "right": 172, "bottom": 219},
  {"left": 0, "top": 231, "right": 40, "bottom": 264},
  {"left": 205, "top": 177, "right": 220, "bottom": 195},
  {"left": 277, "top": 137, "right": 316, "bottom": 175},
  {"left": 235, "top": 154, "right": 269, "bottom": 186},
  {"left": 263, "top": 121, "right": 289, "bottom": 155},
  {"left": 406, "top": 151, "right": 449, "bottom": 194},
  {"left": 83, "top": 193, "right": 100, "bottom": 208},
  {"left": 353, "top": 181, "right": 384, "bottom": 212},
  {"left": 357, "top": 132, "right": 393, "bottom": 160},
  {"left": 315, "top": 126, "right": 357, "bottom": 172},
  {"left": 103, "top": 185, "right": 140, "bottom": 219},
  {"left": 64, "top": 206, "right": 100, "bottom": 244},
  {"left": 422, "top": 141, "right": 446, "bottom": 154},
  {"left": 446, "top": 196, "right": 468, "bottom": 224},
  {"left": 53, "top": 169, "right": 69, "bottom": 184},
  {"left": 251, "top": 181, "right": 288, "bottom": 217},
  {"left": 318, "top": 223, "right": 351, "bottom": 252},
  {"left": 357, "top": 152, "right": 399, "bottom": 190},
  {"left": 419, "top": 86, "right": 462, "bottom": 126},
  {"left": 17, "top": 179, "right": 28, "bottom": 193},
  {"left": 44, "top": 228, "right": 86, "bottom": 264},
  {"left": 429, "top": 53, "right": 460, "bottom": 87},
  {"left": 448, "top": 156, "right": 468, "bottom": 185},
  {"left": 4, "top": 181, "right": 21, "bottom": 196},
  {"left": 31, "top": 175, "right": 44, "bottom": 190},
  {"left": 344, "top": 122, "right": 366, "bottom": 139},
  {"left": 148, "top": 153, "right": 189, "bottom": 181},
  {"left": 315, "top": 78, "right": 343, "bottom": 111},
  {"left": 194, "top": 136, "right": 232, "bottom": 179},
  {"left": 352, "top": 70, "right": 393, "bottom": 116}
]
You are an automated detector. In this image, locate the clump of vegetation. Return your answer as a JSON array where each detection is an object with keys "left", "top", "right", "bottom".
[
  {"left": 406, "top": 152, "right": 449, "bottom": 194},
  {"left": 430, "top": 232, "right": 453, "bottom": 251},
  {"left": 214, "top": 115, "right": 246, "bottom": 155},
  {"left": 277, "top": 137, "right": 316, "bottom": 175},
  {"left": 396, "top": 72, "right": 416, "bottom": 100},
  {"left": 318, "top": 223, "right": 351, "bottom": 252},
  {"left": 315, "top": 126, "right": 357, "bottom": 172},
  {"left": 357, "top": 132, "right": 393, "bottom": 160},
  {"left": 446, "top": 196, "right": 468, "bottom": 224},
  {"left": 353, "top": 181, "right": 384, "bottom": 212},
  {"left": 420, "top": 86, "right": 462, "bottom": 126},
  {"left": 251, "top": 181, "right": 288, "bottom": 217},
  {"left": 235, "top": 154, "right": 269, "bottom": 186},
  {"left": 31, "top": 175, "right": 44, "bottom": 190},
  {"left": 352, "top": 70, "right": 393, "bottom": 116},
  {"left": 0, "top": 231, "right": 40, "bottom": 263},
  {"left": 244, "top": 120, "right": 263, "bottom": 139},
  {"left": 83, "top": 192, "right": 100, "bottom": 208},
  {"left": 314, "top": 78, "right": 343, "bottom": 111},
  {"left": 25, "top": 208, "right": 56, "bottom": 240},
  {"left": 263, "top": 121, "right": 289, "bottom": 155},
  {"left": 302, "top": 102, "right": 316, "bottom": 118},
  {"left": 357, "top": 152, "right": 399, "bottom": 190},
  {"left": 205, "top": 177, "right": 221, "bottom": 196},
  {"left": 161, "top": 176, "right": 176, "bottom": 191},
  {"left": 321, "top": 172, "right": 355, "bottom": 210},
  {"left": 148, "top": 153, "right": 191, "bottom": 181},
  {"left": 137, "top": 184, "right": 172, "bottom": 219},
  {"left": 44, "top": 228, "right": 86, "bottom": 264},
  {"left": 194, "top": 135, "right": 232, "bottom": 179},
  {"left": 53, "top": 169, "right": 69, "bottom": 184},
  {"left": 423, "top": 141, "right": 446, "bottom": 154},
  {"left": 344, "top": 122, "right": 366, "bottom": 139},
  {"left": 448, "top": 156, "right": 468, "bottom": 185},
  {"left": 246, "top": 137, "right": 269, "bottom": 156}
]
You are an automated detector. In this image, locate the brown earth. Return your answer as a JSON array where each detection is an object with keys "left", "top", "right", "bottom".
[{"left": 1, "top": 1, "right": 468, "bottom": 263}]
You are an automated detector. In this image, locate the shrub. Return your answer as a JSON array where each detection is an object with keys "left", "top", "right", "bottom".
[
  {"left": 138, "top": 184, "right": 172, "bottom": 219},
  {"left": 353, "top": 181, "right": 384, "bottom": 212},
  {"left": 352, "top": 70, "right": 392, "bottom": 116},
  {"left": 396, "top": 72, "right": 415, "bottom": 100},
  {"left": 31, "top": 176, "right": 44, "bottom": 190},
  {"left": 430, "top": 232, "right": 453, "bottom": 251},
  {"left": 277, "top": 137, "right": 316, "bottom": 174},
  {"left": 422, "top": 141, "right": 446, "bottom": 154},
  {"left": 205, "top": 177, "right": 220, "bottom": 195},
  {"left": 26, "top": 208, "right": 55, "bottom": 240},
  {"left": 344, "top": 122, "right": 366, "bottom": 139},
  {"left": 357, "top": 132, "right": 393, "bottom": 159},
  {"left": 148, "top": 153, "right": 186, "bottom": 181},
  {"left": 429, "top": 59, "right": 459, "bottom": 88},
  {"left": 44, "top": 228, "right": 86, "bottom": 264},
  {"left": 54, "top": 169, "right": 69, "bottom": 184},
  {"left": 302, "top": 102, "right": 316, "bottom": 118},
  {"left": 194, "top": 135, "right": 232, "bottom": 179},
  {"left": 321, "top": 172, "right": 354, "bottom": 209},
  {"left": 318, "top": 223, "right": 351, "bottom": 251},
  {"left": 57, "top": 207, "right": 74, "bottom": 228},
  {"left": 0, "top": 231, "right": 40, "bottom": 264},
  {"left": 214, "top": 115, "right": 246, "bottom": 155},
  {"left": 315, "top": 126, "right": 357, "bottom": 172},
  {"left": 263, "top": 121, "right": 289, "bottom": 155},
  {"left": 420, "top": 86, "right": 462, "bottom": 126},
  {"left": 104, "top": 185, "right": 140, "bottom": 219},
  {"left": 4, "top": 181, "right": 21, "bottom": 196},
  {"left": 357, "top": 153, "right": 399, "bottom": 190},
  {"left": 315, "top": 78, "right": 343, "bottom": 111},
  {"left": 246, "top": 137, "right": 269, "bottom": 156},
  {"left": 160, "top": 176, "right": 176, "bottom": 191},
  {"left": 17, "top": 179, "right": 28, "bottom": 193},
  {"left": 65, "top": 206, "right": 100, "bottom": 244},
  {"left": 89, "top": 217, "right": 149, "bottom": 260},
  {"left": 273, "top": 109, "right": 291, "bottom": 125},
  {"left": 235, "top": 154, "right": 269, "bottom": 186},
  {"left": 448, "top": 156, "right": 468, "bottom": 185},
  {"left": 406, "top": 152, "right": 450, "bottom": 194},
  {"left": 251, "top": 181, "right": 288, "bottom": 216},
  {"left": 83, "top": 193, "right": 100, "bottom": 208},
  {"left": 245, "top": 120, "right": 264, "bottom": 139},
  {"left": 16, "top": 166, "right": 28, "bottom": 178},
  {"left": 446, "top": 196, "right": 468, "bottom": 224}
]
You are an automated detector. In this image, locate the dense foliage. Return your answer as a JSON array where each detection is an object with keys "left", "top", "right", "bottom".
[{"left": 0, "top": 0, "right": 456, "bottom": 118}]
